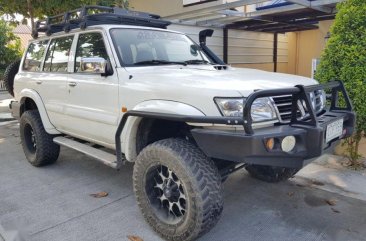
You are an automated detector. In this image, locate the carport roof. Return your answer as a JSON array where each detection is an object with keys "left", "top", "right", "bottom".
[{"left": 165, "top": 0, "right": 341, "bottom": 33}]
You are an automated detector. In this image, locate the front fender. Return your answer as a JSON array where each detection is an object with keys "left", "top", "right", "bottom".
[
  {"left": 19, "top": 89, "right": 60, "bottom": 135},
  {"left": 122, "top": 100, "right": 205, "bottom": 161}
]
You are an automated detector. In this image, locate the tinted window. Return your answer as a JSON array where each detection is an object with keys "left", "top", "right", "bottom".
[
  {"left": 75, "top": 33, "right": 108, "bottom": 72},
  {"left": 23, "top": 40, "right": 49, "bottom": 71},
  {"left": 44, "top": 36, "right": 73, "bottom": 72}
]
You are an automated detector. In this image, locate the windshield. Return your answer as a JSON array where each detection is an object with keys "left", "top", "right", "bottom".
[{"left": 110, "top": 28, "right": 212, "bottom": 66}]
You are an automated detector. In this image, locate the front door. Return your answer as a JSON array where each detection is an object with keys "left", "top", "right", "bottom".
[{"left": 63, "top": 31, "right": 120, "bottom": 146}]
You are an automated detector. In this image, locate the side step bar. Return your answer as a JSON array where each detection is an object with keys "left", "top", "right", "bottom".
[{"left": 53, "top": 137, "right": 121, "bottom": 169}]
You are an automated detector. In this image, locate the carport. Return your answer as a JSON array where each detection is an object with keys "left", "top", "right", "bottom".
[{"left": 164, "top": 0, "right": 341, "bottom": 73}]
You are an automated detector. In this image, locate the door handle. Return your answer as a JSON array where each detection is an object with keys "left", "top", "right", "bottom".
[
  {"left": 68, "top": 82, "right": 77, "bottom": 87},
  {"left": 36, "top": 80, "right": 42, "bottom": 84}
]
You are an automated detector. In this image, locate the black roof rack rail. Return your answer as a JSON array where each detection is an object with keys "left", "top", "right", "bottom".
[{"left": 32, "top": 5, "right": 171, "bottom": 38}]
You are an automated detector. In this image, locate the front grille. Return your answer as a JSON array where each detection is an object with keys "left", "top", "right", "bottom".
[
  {"left": 272, "top": 90, "right": 324, "bottom": 122},
  {"left": 272, "top": 95, "right": 301, "bottom": 122}
]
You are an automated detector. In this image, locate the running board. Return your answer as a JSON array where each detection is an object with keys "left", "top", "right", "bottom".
[{"left": 53, "top": 137, "right": 120, "bottom": 169}]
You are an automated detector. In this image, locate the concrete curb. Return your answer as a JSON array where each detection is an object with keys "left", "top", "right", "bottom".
[
  {"left": 0, "top": 95, "right": 15, "bottom": 122},
  {"left": 0, "top": 112, "right": 14, "bottom": 123},
  {"left": 293, "top": 154, "right": 366, "bottom": 201}
]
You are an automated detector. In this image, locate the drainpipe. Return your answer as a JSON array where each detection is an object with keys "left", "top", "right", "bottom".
[
  {"left": 223, "top": 28, "right": 228, "bottom": 64},
  {"left": 273, "top": 32, "right": 278, "bottom": 72}
]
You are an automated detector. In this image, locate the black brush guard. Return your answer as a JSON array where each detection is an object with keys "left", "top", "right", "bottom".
[{"left": 114, "top": 81, "right": 355, "bottom": 169}]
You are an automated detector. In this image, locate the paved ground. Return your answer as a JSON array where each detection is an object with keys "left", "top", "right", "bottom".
[
  {"left": 1, "top": 120, "right": 366, "bottom": 241},
  {"left": 1, "top": 91, "right": 366, "bottom": 241}
]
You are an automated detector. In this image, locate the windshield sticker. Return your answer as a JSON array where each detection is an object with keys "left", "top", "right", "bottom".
[{"left": 137, "top": 31, "right": 185, "bottom": 41}]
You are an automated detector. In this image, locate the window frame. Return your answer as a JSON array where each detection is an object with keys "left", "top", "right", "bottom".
[
  {"left": 43, "top": 34, "right": 75, "bottom": 73},
  {"left": 22, "top": 39, "right": 50, "bottom": 72},
  {"left": 109, "top": 28, "right": 210, "bottom": 67},
  {"left": 20, "top": 29, "right": 117, "bottom": 74},
  {"left": 73, "top": 31, "right": 110, "bottom": 75}
]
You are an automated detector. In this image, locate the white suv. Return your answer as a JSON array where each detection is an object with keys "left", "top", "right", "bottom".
[{"left": 8, "top": 6, "right": 355, "bottom": 241}]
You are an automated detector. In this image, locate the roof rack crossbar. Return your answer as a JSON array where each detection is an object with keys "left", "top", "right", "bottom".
[{"left": 32, "top": 5, "right": 171, "bottom": 38}]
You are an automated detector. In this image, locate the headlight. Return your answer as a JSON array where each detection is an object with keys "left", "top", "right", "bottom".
[
  {"left": 319, "top": 90, "right": 327, "bottom": 110},
  {"left": 309, "top": 90, "right": 327, "bottom": 111},
  {"left": 214, "top": 98, "right": 243, "bottom": 117},
  {"left": 251, "top": 97, "right": 278, "bottom": 122},
  {"left": 214, "top": 97, "right": 278, "bottom": 122}
]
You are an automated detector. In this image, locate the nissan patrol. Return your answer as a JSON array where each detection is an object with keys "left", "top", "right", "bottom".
[{"left": 6, "top": 6, "right": 355, "bottom": 241}]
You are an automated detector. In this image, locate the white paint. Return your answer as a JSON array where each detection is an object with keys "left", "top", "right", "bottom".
[{"left": 17, "top": 89, "right": 60, "bottom": 134}]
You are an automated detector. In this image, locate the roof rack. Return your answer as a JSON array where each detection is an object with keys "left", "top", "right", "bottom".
[{"left": 32, "top": 5, "right": 171, "bottom": 38}]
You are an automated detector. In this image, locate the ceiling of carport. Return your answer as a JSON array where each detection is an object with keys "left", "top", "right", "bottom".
[{"left": 164, "top": 0, "right": 342, "bottom": 33}]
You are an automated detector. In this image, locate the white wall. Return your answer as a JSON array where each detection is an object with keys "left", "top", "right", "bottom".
[
  {"left": 277, "top": 33, "right": 289, "bottom": 63},
  {"left": 168, "top": 24, "right": 289, "bottom": 68},
  {"left": 228, "top": 30, "right": 273, "bottom": 64},
  {"left": 227, "top": 29, "right": 288, "bottom": 64}
]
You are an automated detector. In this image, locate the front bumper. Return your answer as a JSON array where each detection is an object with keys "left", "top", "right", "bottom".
[
  {"left": 115, "top": 81, "right": 355, "bottom": 169},
  {"left": 191, "top": 110, "right": 355, "bottom": 169},
  {"left": 187, "top": 81, "right": 355, "bottom": 169}
]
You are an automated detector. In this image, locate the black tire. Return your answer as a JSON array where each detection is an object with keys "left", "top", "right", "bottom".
[
  {"left": 3, "top": 60, "right": 20, "bottom": 97},
  {"left": 20, "top": 110, "right": 60, "bottom": 166},
  {"left": 245, "top": 164, "right": 299, "bottom": 183},
  {"left": 133, "top": 138, "right": 223, "bottom": 241}
]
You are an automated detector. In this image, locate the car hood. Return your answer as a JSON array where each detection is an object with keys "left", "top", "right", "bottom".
[{"left": 125, "top": 65, "right": 318, "bottom": 97}]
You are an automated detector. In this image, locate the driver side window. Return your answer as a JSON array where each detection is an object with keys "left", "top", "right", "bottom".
[{"left": 75, "top": 32, "right": 109, "bottom": 72}]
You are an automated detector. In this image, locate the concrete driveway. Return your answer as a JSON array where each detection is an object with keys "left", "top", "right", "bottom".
[{"left": 1, "top": 120, "right": 366, "bottom": 241}]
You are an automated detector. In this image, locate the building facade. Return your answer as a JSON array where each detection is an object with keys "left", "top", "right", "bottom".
[{"left": 129, "top": 0, "right": 335, "bottom": 78}]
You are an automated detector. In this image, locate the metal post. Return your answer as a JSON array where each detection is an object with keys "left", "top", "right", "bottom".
[
  {"left": 273, "top": 32, "right": 278, "bottom": 72},
  {"left": 223, "top": 28, "right": 228, "bottom": 64}
]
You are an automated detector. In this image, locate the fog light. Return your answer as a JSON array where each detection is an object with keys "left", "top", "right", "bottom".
[
  {"left": 265, "top": 138, "right": 275, "bottom": 150},
  {"left": 281, "top": 136, "right": 296, "bottom": 152}
]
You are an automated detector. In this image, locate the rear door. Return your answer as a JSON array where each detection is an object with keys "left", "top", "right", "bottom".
[
  {"left": 63, "top": 31, "right": 120, "bottom": 146},
  {"left": 16, "top": 40, "right": 49, "bottom": 98},
  {"left": 40, "top": 35, "right": 74, "bottom": 129}
]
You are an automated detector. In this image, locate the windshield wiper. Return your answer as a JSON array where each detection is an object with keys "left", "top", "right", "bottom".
[
  {"left": 134, "top": 60, "right": 187, "bottom": 66},
  {"left": 184, "top": 59, "right": 211, "bottom": 65}
]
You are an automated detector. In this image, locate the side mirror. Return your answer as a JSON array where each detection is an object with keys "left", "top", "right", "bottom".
[
  {"left": 80, "top": 57, "right": 113, "bottom": 76},
  {"left": 190, "top": 44, "right": 201, "bottom": 56}
]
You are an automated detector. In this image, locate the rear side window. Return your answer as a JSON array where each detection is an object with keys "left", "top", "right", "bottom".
[
  {"left": 23, "top": 40, "right": 49, "bottom": 71},
  {"left": 75, "top": 32, "right": 109, "bottom": 72},
  {"left": 44, "top": 36, "right": 74, "bottom": 72}
]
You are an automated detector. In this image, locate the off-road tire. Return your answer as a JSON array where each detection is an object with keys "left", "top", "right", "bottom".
[
  {"left": 133, "top": 138, "right": 223, "bottom": 241},
  {"left": 20, "top": 110, "right": 60, "bottom": 166},
  {"left": 3, "top": 60, "right": 20, "bottom": 97},
  {"left": 245, "top": 164, "right": 299, "bottom": 183}
]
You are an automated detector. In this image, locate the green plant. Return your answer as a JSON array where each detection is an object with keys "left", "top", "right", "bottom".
[
  {"left": 0, "top": 0, "right": 129, "bottom": 30},
  {"left": 315, "top": 0, "right": 366, "bottom": 166},
  {"left": 0, "top": 68, "right": 5, "bottom": 81},
  {"left": 0, "top": 19, "right": 22, "bottom": 69},
  {"left": 114, "top": 0, "right": 129, "bottom": 9}
]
